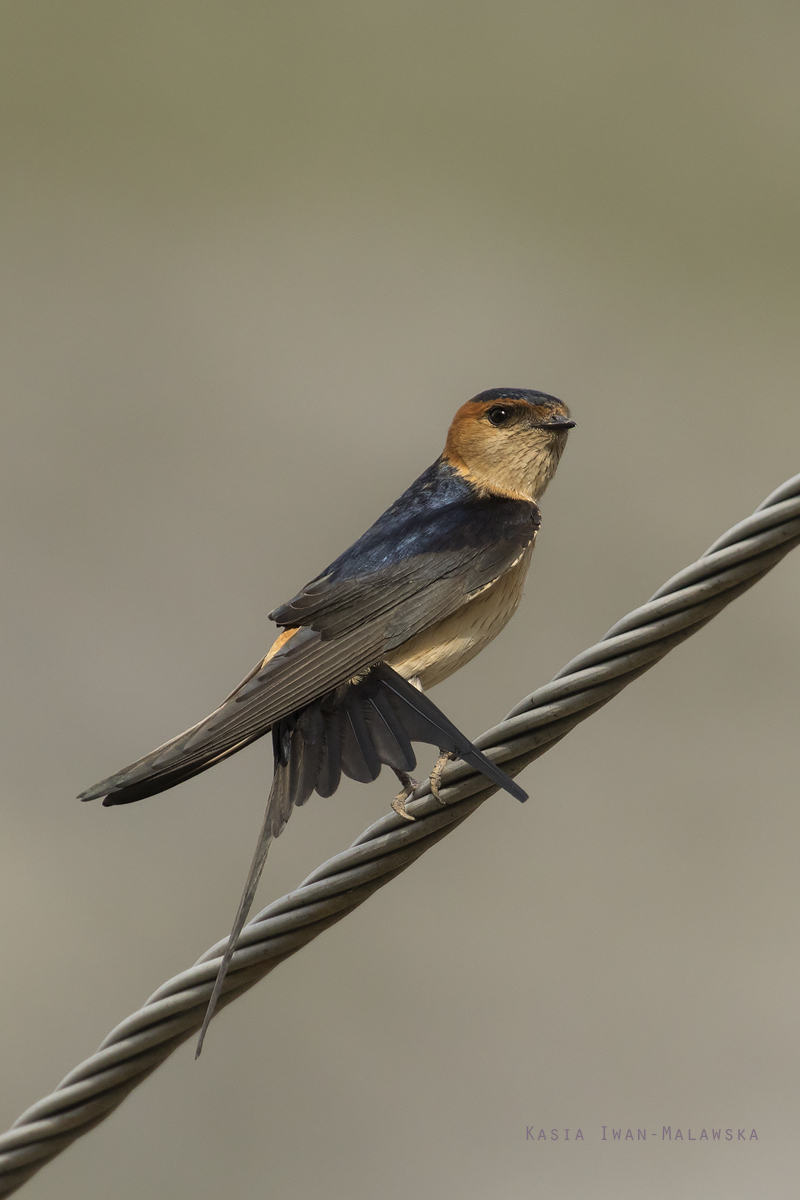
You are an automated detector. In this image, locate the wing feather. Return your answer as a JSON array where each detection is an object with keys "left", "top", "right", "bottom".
[{"left": 80, "top": 462, "right": 540, "bottom": 806}]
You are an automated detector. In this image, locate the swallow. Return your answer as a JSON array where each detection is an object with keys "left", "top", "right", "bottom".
[{"left": 79, "top": 387, "right": 574, "bottom": 1051}]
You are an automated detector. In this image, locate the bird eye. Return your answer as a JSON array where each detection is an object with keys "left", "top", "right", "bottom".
[{"left": 487, "top": 406, "right": 511, "bottom": 426}]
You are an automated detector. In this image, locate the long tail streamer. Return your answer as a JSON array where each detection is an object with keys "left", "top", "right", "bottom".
[{"left": 1, "top": 473, "right": 799, "bottom": 1196}]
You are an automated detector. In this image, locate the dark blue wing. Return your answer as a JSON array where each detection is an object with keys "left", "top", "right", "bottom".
[
  {"left": 80, "top": 458, "right": 539, "bottom": 805},
  {"left": 270, "top": 456, "right": 540, "bottom": 644}
]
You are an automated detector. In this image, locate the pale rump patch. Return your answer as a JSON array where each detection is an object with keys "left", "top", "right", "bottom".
[
  {"left": 262, "top": 626, "right": 300, "bottom": 665},
  {"left": 385, "top": 541, "right": 535, "bottom": 689}
]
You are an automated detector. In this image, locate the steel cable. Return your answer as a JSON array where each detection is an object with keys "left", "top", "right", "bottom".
[{"left": 1, "top": 472, "right": 799, "bottom": 1195}]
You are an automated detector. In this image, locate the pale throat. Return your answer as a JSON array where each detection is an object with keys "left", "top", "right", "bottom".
[
  {"left": 458, "top": 437, "right": 565, "bottom": 502},
  {"left": 523, "top": 438, "right": 566, "bottom": 500}
]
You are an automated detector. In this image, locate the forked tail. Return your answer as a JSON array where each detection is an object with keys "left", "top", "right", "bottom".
[{"left": 195, "top": 662, "right": 526, "bottom": 1054}]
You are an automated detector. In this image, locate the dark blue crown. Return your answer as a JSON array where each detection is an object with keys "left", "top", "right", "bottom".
[{"left": 469, "top": 388, "right": 562, "bottom": 406}]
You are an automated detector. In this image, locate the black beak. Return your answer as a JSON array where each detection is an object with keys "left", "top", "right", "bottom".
[{"left": 535, "top": 416, "right": 576, "bottom": 430}]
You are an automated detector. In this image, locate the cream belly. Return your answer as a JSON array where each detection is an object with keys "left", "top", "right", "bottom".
[{"left": 384, "top": 541, "right": 535, "bottom": 690}]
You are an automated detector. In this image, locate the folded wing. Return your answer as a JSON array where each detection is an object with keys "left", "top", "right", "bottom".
[{"left": 80, "top": 471, "right": 539, "bottom": 806}]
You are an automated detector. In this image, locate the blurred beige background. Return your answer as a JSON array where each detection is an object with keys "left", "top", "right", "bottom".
[{"left": 1, "top": 2, "right": 799, "bottom": 1197}]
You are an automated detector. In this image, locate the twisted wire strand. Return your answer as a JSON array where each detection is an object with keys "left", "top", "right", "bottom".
[{"left": 2, "top": 473, "right": 799, "bottom": 1196}]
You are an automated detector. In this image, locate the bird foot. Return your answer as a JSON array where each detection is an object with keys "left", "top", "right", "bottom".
[
  {"left": 391, "top": 771, "right": 420, "bottom": 821},
  {"left": 430, "top": 749, "right": 456, "bottom": 804}
]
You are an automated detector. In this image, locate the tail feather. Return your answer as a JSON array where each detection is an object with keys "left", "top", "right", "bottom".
[
  {"left": 340, "top": 698, "right": 382, "bottom": 783},
  {"left": 194, "top": 769, "right": 281, "bottom": 1058},
  {"left": 375, "top": 667, "right": 528, "bottom": 803},
  {"left": 364, "top": 693, "right": 416, "bottom": 774},
  {"left": 289, "top": 713, "right": 323, "bottom": 810},
  {"left": 195, "top": 662, "right": 527, "bottom": 1055},
  {"left": 315, "top": 709, "right": 342, "bottom": 798}
]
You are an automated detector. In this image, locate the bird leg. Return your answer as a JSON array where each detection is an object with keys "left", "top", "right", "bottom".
[
  {"left": 430, "top": 749, "right": 456, "bottom": 803},
  {"left": 390, "top": 675, "right": 424, "bottom": 820},
  {"left": 391, "top": 770, "right": 420, "bottom": 821}
]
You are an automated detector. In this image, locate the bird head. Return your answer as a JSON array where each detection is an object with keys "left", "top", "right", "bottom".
[{"left": 443, "top": 388, "right": 575, "bottom": 502}]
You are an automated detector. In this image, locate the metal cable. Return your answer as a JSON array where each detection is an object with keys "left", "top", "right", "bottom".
[{"left": 2, "top": 472, "right": 799, "bottom": 1196}]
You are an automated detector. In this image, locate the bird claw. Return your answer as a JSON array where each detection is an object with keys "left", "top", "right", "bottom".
[
  {"left": 392, "top": 771, "right": 420, "bottom": 821},
  {"left": 430, "top": 749, "right": 456, "bottom": 804},
  {"left": 391, "top": 795, "right": 416, "bottom": 821},
  {"left": 391, "top": 749, "right": 457, "bottom": 817}
]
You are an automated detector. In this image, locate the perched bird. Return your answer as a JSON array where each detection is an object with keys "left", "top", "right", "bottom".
[{"left": 80, "top": 387, "right": 574, "bottom": 1051}]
